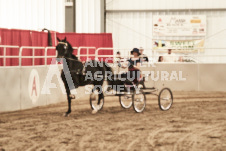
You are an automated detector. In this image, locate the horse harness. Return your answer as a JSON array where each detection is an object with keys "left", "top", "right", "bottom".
[
  {"left": 57, "top": 41, "right": 68, "bottom": 56},
  {"left": 64, "top": 57, "right": 86, "bottom": 76},
  {"left": 57, "top": 41, "right": 86, "bottom": 75}
]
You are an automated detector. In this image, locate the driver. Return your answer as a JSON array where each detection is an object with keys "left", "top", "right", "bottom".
[{"left": 121, "top": 48, "right": 141, "bottom": 85}]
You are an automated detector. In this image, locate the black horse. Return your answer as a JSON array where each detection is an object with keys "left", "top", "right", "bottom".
[{"left": 56, "top": 37, "right": 112, "bottom": 116}]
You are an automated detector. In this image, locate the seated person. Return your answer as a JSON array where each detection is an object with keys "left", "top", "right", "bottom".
[
  {"left": 121, "top": 48, "right": 141, "bottom": 85},
  {"left": 163, "top": 49, "right": 177, "bottom": 62},
  {"left": 139, "top": 47, "right": 149, "bottom": 62},
  {"left": 115, "top": 51, "right": 122, "bottom": 63},
  {"left": 158, "top": 56, "right": 163, "bottom": 62},
  {"left": 107, "top": 48, "right": 142, "bottom": 92}
]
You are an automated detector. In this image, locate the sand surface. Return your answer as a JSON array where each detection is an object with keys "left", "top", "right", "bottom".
[{"left": 0, "top": 92, "right": 226, "bottom": 151}]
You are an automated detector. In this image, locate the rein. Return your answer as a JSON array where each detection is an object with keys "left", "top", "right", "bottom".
[
  {"left": 64, "top": 57, "right": 86, "bottom": 75},
  {"left": 65, "top": 57, "right": 80, "bottom": 62}
]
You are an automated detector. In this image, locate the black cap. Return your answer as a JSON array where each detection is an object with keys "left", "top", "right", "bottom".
[{"left": 131, "top": 48, "right": 141, "bottom": 55}]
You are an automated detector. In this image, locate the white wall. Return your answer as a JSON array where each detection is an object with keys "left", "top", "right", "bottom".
[
  {"left": 76, "top": 0, "right": 103, "bottom": 33},
  {"left": 0, "top": 0, "right": 65, "bottom": 32},
  {"left": 106, "top": 0, "right": 226, "bottom": 63},
  {"left": 107, "top": 11, "right": 226, "bottom": 47},
  {"left": 106, "top": 12, "right": 153, "bottom": 50},
  {"left": 106, "top": 0, "right": 226, "bottom": 10}
]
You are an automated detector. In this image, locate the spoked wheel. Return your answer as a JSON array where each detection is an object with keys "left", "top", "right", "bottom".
[
  {"left": 158, "top": 88, "right": 173, "bottom": 111},
  {"left": 132, "top": 89, "right": 146, "bottom": 113},
  {"left": 90, "top": 89, "right": 104, "bottom": 111},
  {"left": 119, "top": 88, "right": 133, "bottom": 109}
]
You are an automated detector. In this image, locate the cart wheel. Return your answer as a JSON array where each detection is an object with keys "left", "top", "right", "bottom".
[
  {"left": 119, "top": 89, "right": 133, "bottom": 109},
  {"left": 90, "top": 89, "right": 104, "bottom": 111},
  {"left": 133, "top": 89, "right": 146, "bottom": 113},
  {"left": 158, "top": 88, "right": 173, "bottom": 111}
]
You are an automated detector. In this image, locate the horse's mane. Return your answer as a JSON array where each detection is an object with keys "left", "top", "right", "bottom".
[
  {"left": 66, "top": 41, "right": 73, "bottom": 52},
  {"left": 65, "top": 41, "right": 78, "bottom": 60},
  {"left": 71, "top": 54, "right": 78, "bottom": 60}
]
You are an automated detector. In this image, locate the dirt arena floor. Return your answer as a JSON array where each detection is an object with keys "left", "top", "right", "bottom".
[{"left": 0, "top": 91, "right": 226, "bottom": 151}]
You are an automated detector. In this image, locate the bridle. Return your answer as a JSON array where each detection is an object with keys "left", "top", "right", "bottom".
[
  {"left": 57, "top": 41, "right": 68, "bottom": 56},
  {"left": 58, "top": 41, "right": 68, "bottom": 47}
]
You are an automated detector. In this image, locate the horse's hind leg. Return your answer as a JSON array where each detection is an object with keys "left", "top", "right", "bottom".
[
  {"left": 91, "top": 86, "right": 103, "bottom": 106},
  {"left": 91, "top": 86, "right": 104, "bottom": 114}
]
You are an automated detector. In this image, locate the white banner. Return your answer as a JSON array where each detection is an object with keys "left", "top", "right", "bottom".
[
  {"left": 153, "top": 39, "right": 205, "bottom": 52},
  {"left": 153, "top": 15, "right": 206, "bottom": 36}
]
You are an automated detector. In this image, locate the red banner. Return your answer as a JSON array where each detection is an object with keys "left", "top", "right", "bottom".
[{"left": 0, "top": 28, "right": 113, "bottom": 65}]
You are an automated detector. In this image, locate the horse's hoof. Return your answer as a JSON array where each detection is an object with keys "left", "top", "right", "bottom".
[
  {"left": 92, "top": 109, "right": 98, "bottom": 114},
  {"left": 69, "top": 94, "right": 76, "bottom": 99},
  {"left": 63, "top": 113, "right": 70, "bottom": 117}
]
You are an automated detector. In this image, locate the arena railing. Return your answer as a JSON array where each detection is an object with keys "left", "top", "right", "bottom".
[
  {"left": 153, "top": 47, "right": 226, "bottom": 63},
  {"left": 45, "top": 47, "right": 58, "bottom": 65},
  {"left": 0, "top": 45, "right": 20, "bottom": 66},
  {"left": 19, "top": 46, "right": 45, "bottom": 66},
  {"left": 0, "top": 46, "right": 58, "bottom": 66},
  {"left": 1, "top": 45, "right": 226, "bottom": 66},
  {"left": 0, "top": 46, "right": 99, "bottom": 66},
  {"left": 20, "top": 46, "right": 93, "bottom": 65},
  {"left": 77, "top": 47, "right": 96, "bottom": 60},
  {"left": 95, "top": 47, "right": 134, "bottom": 61}
]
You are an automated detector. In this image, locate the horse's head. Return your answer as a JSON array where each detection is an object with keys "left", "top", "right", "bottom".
[{"left": 56, "top": 37, "right": 73, "bottom": 58}]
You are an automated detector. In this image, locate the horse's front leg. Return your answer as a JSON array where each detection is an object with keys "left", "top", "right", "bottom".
[
  {"left": 97, "top": 86, "right": 104, "bottom": 106},
  {"left": 65, "top": 88, "right": 72, "bottom": 117}
]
